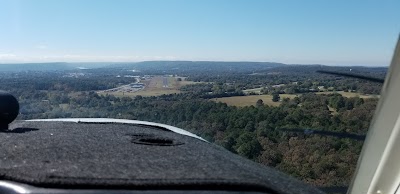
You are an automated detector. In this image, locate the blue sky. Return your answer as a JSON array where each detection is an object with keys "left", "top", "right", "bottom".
[{"left": 0, "top": 0, "right": 399, "bottom": 66}]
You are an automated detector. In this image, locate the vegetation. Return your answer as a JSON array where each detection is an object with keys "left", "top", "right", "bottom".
[
  {"left": 211, "top": 94, "right": 283, "bottom": 107},
  {"left": 272, "top": 93, "right": 280, "bottom": 102},
  {"left": 0, "top": 62, "right": 386, "bottom": 188}
]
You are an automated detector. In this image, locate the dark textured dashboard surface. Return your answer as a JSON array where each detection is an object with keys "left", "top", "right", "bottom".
[{"left": 0, "top": 121, "right": 324, "bottom": 194}]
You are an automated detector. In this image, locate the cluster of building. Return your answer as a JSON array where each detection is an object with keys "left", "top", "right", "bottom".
[
  {"left": 63, "top": 73, "right": 86, "bottom": 78},
  {"left": 129, "top": 83, "right": 145, "bottom": 89}
]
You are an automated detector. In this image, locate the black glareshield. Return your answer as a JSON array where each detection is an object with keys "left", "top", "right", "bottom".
[{"left": 0, "top": 90, "right": 19, "bottom": 129}]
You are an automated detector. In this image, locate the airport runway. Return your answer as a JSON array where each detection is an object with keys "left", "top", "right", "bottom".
[{"left": 163, "top": 77, "right": 168, "bottom": 88}]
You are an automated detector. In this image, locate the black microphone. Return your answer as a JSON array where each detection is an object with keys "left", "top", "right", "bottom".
[{"left": 0, "top": 90, "right": 19, "bottom": 129}]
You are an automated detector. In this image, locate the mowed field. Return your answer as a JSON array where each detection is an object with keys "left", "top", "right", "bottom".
[
  {"left": 211, "top": 91, "right": 379, "bottom": 107},
  {"left": 103, "top": 76, "right": 201, "bottom": 97},
  {"left": 242, "top": 87, "right": 263, "bottom": 94},
  {"left": 316, "top": 91, "right": 379, "bottom": 99},
  {"left": 211, "top": 94, "right": 298, "bottom": 107}
]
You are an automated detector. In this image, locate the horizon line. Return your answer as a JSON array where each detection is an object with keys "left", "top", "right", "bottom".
[{"left": 0, "top": 60, "right": 389, "bottom": 67}]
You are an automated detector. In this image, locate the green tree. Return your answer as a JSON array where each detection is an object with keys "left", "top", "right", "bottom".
[
  {"left": 234, "top": 132, "right": 262, "bottom": 160},
  {"left": 272, "top": 93, "right": 280, "bottom": 102},
  {"left": 256, "top": 99, "right": 264, "bottom": 107}
]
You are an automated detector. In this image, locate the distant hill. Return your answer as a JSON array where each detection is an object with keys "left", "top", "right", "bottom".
[
  {"left": 0, "top": 61, "right": 387, "bottom": 74},
  {"left": 0, "top": 62, "right": 112, "bottom": 72},
  {"left": 107, "top": 61, "right": 285, "bottom": 74},
  {"left": 0, "top": 63, "right": 75, "bottom": 72}
]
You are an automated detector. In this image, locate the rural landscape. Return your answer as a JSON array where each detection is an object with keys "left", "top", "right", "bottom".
[
  {"left": 0, "top": 61, "right": 385, "bottom": 191},
  {"left": 1, "top": 0, "right": 398, "bottom": 193}
]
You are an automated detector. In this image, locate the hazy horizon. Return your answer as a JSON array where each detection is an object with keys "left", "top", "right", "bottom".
[
  {"left": 0, "top": 60, "right": 390, "bottom": 67},
  {"left": 1, "top": 0, "right": 399, "bottom": 66}
]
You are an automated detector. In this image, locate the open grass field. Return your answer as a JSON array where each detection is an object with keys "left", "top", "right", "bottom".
[
  {"left": 243, "top": 87, "right": 263, "bottom": 94},
  {"left": 59, "top": 103, "right": 69, "bottom": 110},
  {"left": 100, "top": 76, "right": 202, "bottom": 97},
  {"left": 210, "top": 94, "right": 298, "bottom": 107},
  {"left": 316, "top": 91, "right": 379, "bottom": 99},
  {"left": 327, "top": 105, "right": 338, "bottom": 115},
  {"left": 210, "top": 91, "right": 378, "bottom": 107}
]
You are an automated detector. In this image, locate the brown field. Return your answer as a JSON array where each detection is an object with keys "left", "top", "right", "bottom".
[
  {"left": 210, "top": 94, "right": 298, "bottom": 107},
  {"left": 59, "top": 103, "right": 69, "bottom": 109},
  {"left": 210, "top": 91, "right": 378, "bottom": 107},
  {"left": 316, "top": 91, "right": 379, "bottom": 99},
  {"left": 243, "top": 87, "right": 263, "bottom": 94}
]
